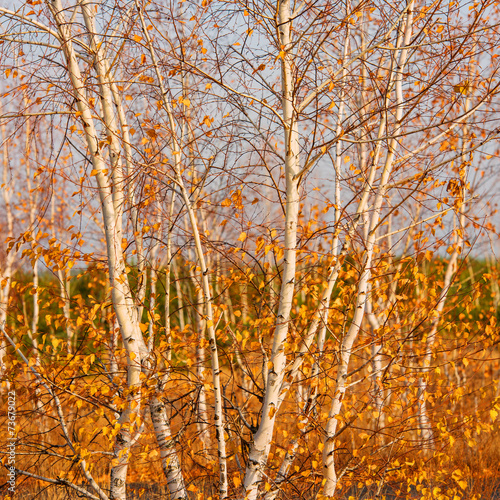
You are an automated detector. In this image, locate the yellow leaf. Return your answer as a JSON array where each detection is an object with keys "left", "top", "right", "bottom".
[
  {"left": 458, "top": 480, "right": 467, "bottom": 490},
  {"left": 132, "top": 35, "right": 143, "bottom": 43},
  {"left": 233, "top": 475, "right": 241, "bottom": 488},
  {"left": 206, "top": 319, "right": 214, "bottom": 328},
  {"left": 237, "top": 232, "right": 247, "bottom": 242},
  {"left": 453, "top": 80, "right": 471, "bottom": 95},
  {"left": 490, "top": 409, "right": 498, "bottom": 421}
]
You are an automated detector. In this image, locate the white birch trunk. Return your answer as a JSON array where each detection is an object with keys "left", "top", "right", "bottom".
[
  {"left": 366, "top": 290, "right": 385, "bottom": 432},
  {"left": 23, "top": 103, "right": 41, "bottom": 359},
  {"left": 417, "top": 44, "right": 474, "bottom": 447},
  {"left": 149, "top": 395, "right": 188, "bottom": 499},
  {"left": 322, "top": 3, "right": 414, "bottom": 494},
  {"left": 163, "top": 191, "right": 176, "bottom": 365},
  {"left": 135, "top": 2, "right": 227, "bottom": 494},
  {"left": 109, "top": 316, "right": 119, "bottom": 377},
  {"left": 147, "top": 208, "right": 162, "bottom": 352},
  {"left": 108, "top": 75, "right": 146, "bottom": 324},
  {"left": 46, "top": 3, "right": 148, "bottom": 497},
  {"left": 276, "top": 0, "right": 348, "bottom": 407},
  {"left": 192, "top": 278, "right": 211, "bottom": 450},
  {"left": 0, "top": 102, "right": 15, "bottom": 383},
  {"left": 177, "top": 182, "right": 229, "bottom": 498},
  {"left": 58, "top": 269, "right": 74, "bottom": 352},
  {"left": 240, "top": 281, "right": 248, "bottom": 324},
  {"left": 417, "top": 247, "right": 458, "bottom": 446},
  {"left": 242, "top": 2, "right": 300, "bottom": 497},
  {"left": 173, "top": 262, "right": 186, "bottom": 331},
  {"left": 50, "top": 192, "right": 74, "bottom": 352}
]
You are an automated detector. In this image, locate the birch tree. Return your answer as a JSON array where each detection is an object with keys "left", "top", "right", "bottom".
[{"left": 1, "top": 0, "right": 500, "bottom": 499}]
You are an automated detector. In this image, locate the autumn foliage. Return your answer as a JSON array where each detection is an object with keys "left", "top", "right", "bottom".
[{"left": 1, "top": 0, "right": 500, "bottom": 499}]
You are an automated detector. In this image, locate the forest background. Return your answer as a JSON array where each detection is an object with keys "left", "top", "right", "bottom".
[{"left": 1, "top": 0, "right": 500, "bottom": 499}]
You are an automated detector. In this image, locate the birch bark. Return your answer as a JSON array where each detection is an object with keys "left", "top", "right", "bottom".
[
  {"left": 49, "top": 192, "right": 74, "bottom": 353},
  {"left": 366, "top": 289, "right": 386, "bottom": 433},
  {"left": 149, "top": 395, "right": 188, "bottom": 499},
  {"left": 191, "top": 275, "right": 211, "bottom": 450},
  {"left": 417, "top": 83, "right": 473, "bottom": 447},
  {"left": 135, "top": 1, "right": 227, "bottom": 494},
  {"left": 23, "top": 116, "right": 40, "bottom": 355},
  {"left": 322, "top": 2, "right": 414, "bottom": 494},
  {"left": 46, "top": 3, "right": 148, "bottom": 497},
  {"left": 82, "top": 1, "right": 188, "bottom": 490},
  {"left": 0, "top": 102, "right": 14, "bottom": 382},
  {"left": 242, "top": 1, "right": 300, "bottom": 497}
]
